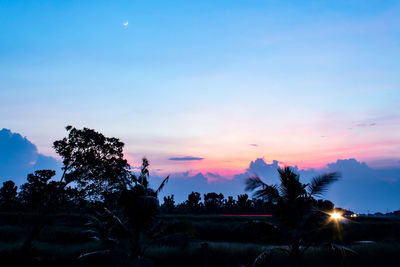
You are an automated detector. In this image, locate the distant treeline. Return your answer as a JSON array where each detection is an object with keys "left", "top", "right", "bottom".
[
  {"left": 0, "top": 179, "right": 278, "bottom": 215},
  {"left": 160, "top": 192, "right": 334, "bottom": 215}
]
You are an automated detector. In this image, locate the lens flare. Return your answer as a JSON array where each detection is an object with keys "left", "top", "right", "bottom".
[{"left": 330, "top": 212, "right": 343, "bottom": 220}]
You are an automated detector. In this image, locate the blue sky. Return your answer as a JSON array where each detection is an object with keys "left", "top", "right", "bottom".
[{"left": 1, "top": 0, "right": 400, "bottom": 211}]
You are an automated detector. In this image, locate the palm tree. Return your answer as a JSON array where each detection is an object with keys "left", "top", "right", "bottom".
[
  {"left": 118, "top": 157, "right": 169, "bottom": 257},
  {"left": 246, "top": 166, "right": 340, "bottom": 260},
  {"left": 81, "top": 158, "right": 169, "bottom": 263}
]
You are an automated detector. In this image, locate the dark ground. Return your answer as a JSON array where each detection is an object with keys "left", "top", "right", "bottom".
[{"left": 1, "top": 212, "right": 400, "bottom": 266}]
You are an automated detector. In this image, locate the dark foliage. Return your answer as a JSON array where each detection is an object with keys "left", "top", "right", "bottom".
[
  {"left": 82, "top": 157, "right": 169, "bottom": 260},
  {"left": 161, "top": 194, "right": 175, "bottom": 213},
  {"left": 53, "top": 126, "right": 131, "bottom": 199},
  {"left": 168, "top": 191, "right": 277, "bottom": 215},
  {"left": 0, "top": 180, "right": 18, "bottom": 210},
  {"left": 204, "top": 192, "right": 224, "bottom": 213},
  {"left": 246, "top": 166, "right": 340, "bottom": 259},
  {"left": 19, "top": 170, "right": 80, "bottom": 211},
  {"left": 186, "top": 191, "right": 202, "bottom": 213}
]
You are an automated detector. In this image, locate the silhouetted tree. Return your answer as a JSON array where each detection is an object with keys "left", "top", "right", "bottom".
[
  {"left": 251, "top": 198, "right": 267, "bottom": 214},
  {"left": 186, "top": 192, "right": 202, "bottom": 213},
  {"left": 204, "top": 192, "right": 224, "bottom": 213},
  {"left": 237, "top": 194, "right": 251, "bottom": 213},
  {"left": 80, "top": 157, "right": 169, "bottom": 263},
  {"left": 19, "top": 170, "right": 57, "bottom": 209},
  {"left": 18, "top": 170, "right": 80, "bottom": 252},
  {"left": 161, "top": 194, "right": 175, "bottom": 213},
  {"left": 112, "top": 158, "right": 168, "bottom": 258},
  {"left": 224, "top": 196, "right": 236, "bottom": 213},
  {"left": 0, "top": 180, "right": 18, "bottom": 210},
  {"left": 53, "top": 126, "right": 131, "bottom": 199},
  {"left": 246, "top": 167, "right": 340, "bottom": 260}
]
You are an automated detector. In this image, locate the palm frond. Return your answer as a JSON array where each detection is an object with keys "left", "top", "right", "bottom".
[
  {"left": 308, "top": 172, "right": 340, "bottom": 197},
  {"left": 155, "top": 175, "right": 169, "bottom": 195},
  {"left": 245, "top": 175, "right": 266, "bottom": 192},
  {"left": 245, "top": 175, "right": 280, "bottom": 202},
  {"left": 278, "top": 167, "right": 305, "bottom": 200},
  {"left": 102, "top": 207, "right": 130, "bottom": 234},
  {"left": 254, "top": 184, "right": 280, "bottom": 202}
]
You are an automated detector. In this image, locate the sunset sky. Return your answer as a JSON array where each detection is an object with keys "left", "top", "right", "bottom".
[{"left": 1, "top": 1, "right": 400, "bottom": 187}]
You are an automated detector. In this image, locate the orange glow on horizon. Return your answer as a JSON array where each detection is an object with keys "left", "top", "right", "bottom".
[{"left": 125, "top": 136, "right": 400, "bottom": 180}]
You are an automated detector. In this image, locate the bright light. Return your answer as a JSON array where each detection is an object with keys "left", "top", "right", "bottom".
[
  {"left": 330, "top": 212, "right": 343, "bottom": 220},
  {"left": 350, "top": 213, "right": 358, "bottom": 218}
]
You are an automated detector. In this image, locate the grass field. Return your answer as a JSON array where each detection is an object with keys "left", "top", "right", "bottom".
[{"left": 1, "top": 212, "right": 400, "bottom": 266}]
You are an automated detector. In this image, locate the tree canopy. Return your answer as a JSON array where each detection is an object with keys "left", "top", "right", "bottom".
[{"left": 53, "top": 126, "right": 131, "bottom": 199}]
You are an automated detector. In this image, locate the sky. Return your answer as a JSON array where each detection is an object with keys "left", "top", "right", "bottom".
[{"left": 1, "top": 1, "right": 400, "bottom": 212}]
